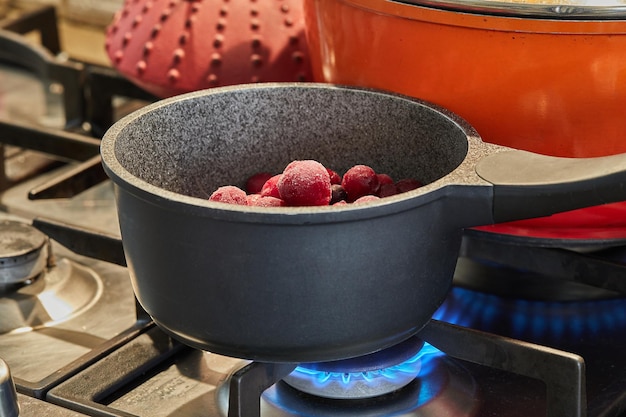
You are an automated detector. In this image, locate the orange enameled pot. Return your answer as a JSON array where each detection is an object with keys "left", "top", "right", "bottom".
[{"left": 303, "top": 0, "right": 626, "bottom": 243}]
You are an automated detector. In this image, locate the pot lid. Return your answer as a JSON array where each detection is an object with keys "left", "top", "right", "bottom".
[{"left": 405, "top": 0, "right": 626, "bottom": 19}]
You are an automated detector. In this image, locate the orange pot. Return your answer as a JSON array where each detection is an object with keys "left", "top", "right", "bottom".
[{"left": 303, "top": 0, "right": 626, "bottom": 243}]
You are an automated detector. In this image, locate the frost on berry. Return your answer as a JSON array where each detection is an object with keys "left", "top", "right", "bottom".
[
  {"left": 353, "top": 195, "right": 381, "bottom": 204},
  {"left": 260, "top": 174, "right": 282, "bottom": 198},
  {"left": 246, "top": 194, "right": 285, "bottom": 207},
  {"left": 208, "top": 161, "right": 421, "bottom": 208},
  {"left": 327, "top": 168, "right": 342, "bottom": 185},
  {"left": 209, "top": 186, "right": 247, "bottom": 205},
  {"left": 277, "top": 160, "right": 332, "bottom": 206}
]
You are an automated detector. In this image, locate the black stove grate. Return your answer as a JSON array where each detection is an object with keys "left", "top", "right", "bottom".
[{"left": 0, "top": 5, "right": 156, "bottom": 199}]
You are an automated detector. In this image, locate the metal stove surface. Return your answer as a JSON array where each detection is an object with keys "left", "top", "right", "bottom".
[
  {"left": 42, "top": 301, "right": 588, "bottom": 417},
  {"left": 16, "top": 393, "right": 90, "bottom": 416},
  {"left": 1, "top": 165, "right": 119, "bottom": 234},
  {"left": 0, "top": 56, "right": 63, "bottom": 129},
  {"left": 98, "top": 349, "right": 484, "bottom": 417},
  {"left": 1, "top": 14, "right": 625, "bottom": 416},
  {"left": 0, "top": 211, "right": 137, "bottom": 389}
]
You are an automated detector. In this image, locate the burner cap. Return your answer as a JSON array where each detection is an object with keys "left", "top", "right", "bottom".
[{"left": 0, "top": 220, "right": 48, "bottom": 286}]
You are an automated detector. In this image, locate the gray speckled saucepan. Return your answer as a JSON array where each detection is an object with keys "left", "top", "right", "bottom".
[{"left": 100, "top": 83, "right": 626, "bottom": 363}]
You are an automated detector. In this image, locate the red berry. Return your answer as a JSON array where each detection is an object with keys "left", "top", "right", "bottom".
[
  {"left": 327, "top": 168, "right": 342, "bottom": 185},
  {"left": 260, "top": 174, "right": 282, "bottom": 198},
  {"left": 354, "top": 195, "right": 381, "bottom": 204},
  {"left": 377, "top": 173, "right": 394, "bottom": 186},
  {"left": 378, "top": 183, "right": 399, "bottom": 198},
  {"left": 209, "top": 186, "right": 247, "bottom": 205},
  {"left": 246, "top": 194, "right": 285, "bottom": 207},
  {"left": 341, "top": 165, "right": 380, "bottom": 202},
  {"left": 277, "top": 160, "right": 332, "bottom": 206},
  {"left": 396, "top": 178, "right": 422, "bottom": 193},
  {"left": 245, "top": 172, "right": 273, "bottom": 194}
]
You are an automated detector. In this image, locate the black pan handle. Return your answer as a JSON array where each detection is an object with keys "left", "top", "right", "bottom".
[{"left": 475, "top": 149, "right": 626, "bottom": 224}]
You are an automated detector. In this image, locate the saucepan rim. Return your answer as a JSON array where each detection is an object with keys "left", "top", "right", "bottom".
[{"left": 100, "top": 82, "right": 493, "bottom": 224}]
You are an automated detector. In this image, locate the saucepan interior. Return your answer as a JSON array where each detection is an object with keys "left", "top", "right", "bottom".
[{"left": 109, "top": 83, "right": 471, "bottom": 207}]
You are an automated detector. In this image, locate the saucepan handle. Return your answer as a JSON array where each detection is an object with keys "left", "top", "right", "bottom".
[{"left": 475, "top": 149, "right": 626, "bottom": 224}]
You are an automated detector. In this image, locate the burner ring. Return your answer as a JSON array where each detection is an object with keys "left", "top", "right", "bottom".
[
  {"left": 0, "top": 220, "right": 49, "bottom": 286},
  {"left": 282, "top": 337, "right": 425, "bottom": 399}
]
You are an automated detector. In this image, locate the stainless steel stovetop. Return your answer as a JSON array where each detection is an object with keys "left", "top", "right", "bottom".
[
  {"left": 0, "top": 7, "right": 625, "bottom": 416},
  {"left": 1, "top": 148, "right": 625, "bottom": 417}
]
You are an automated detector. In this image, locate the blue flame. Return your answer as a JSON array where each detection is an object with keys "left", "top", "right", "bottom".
[
  {"left": 433, "top": 287, "right": 626, "bottom": 344},
  {"left": 413, "top": 343, "right": 447, "bottom": 407},
  {"left": 292, "top": 342, "right": 442, "bottom": 389}
]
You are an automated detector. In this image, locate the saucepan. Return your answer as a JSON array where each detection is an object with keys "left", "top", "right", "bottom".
[{"left": 100, "top": 83, "right": 626, "bottom": 363}]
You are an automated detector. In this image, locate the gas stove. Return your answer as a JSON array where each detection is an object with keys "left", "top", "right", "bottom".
[{"left": 0, "top": 5, "right": 625, "bottom": 417}]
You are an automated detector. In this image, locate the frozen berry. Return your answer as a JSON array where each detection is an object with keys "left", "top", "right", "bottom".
[
  {"left": 209, "top": 186, "right": 247, "bottom": 205},
  {"left": 396, "top": 178, "right": 422, "bottom": 193},
  {"left": 260, "top": 174, "right": 282, "bottom": 198},
  {"left": 377, "top": 173, "right": 394, "bottom": 186},
  {"left": 246, "top": 194, "right": 285, "bottom": 207},
  {"left": 330, "top": 184, "right": 348, "bottom": 204},
  {"left": 327, "top": 168, "right": 342, "bottom": 185},
  {"left": 354, "top": 195, "right": 381, "bottom": 204},
  {"left": 246, "top": 172, "right": 273, "bottom": 194},
  {"left": 341, "top": 165, "right": 380, "bottom": 202},
  {"left": 278, "top": 160, "right": 331, "bottom": 206},
  {"left": 378, "top": 183, "right": 399, "bottom": 198}
]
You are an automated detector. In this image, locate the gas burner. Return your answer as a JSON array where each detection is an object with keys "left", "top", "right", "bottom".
[
  {"left": 435, "top": 286, "right": 626, "bottom": 348},
  {"left": 282, "top": 337, "right": 424, "bottom": 399},
  {"left": 0, "top": 221, "right": 102, "bottom": 334},
  {"left": 260, "top": 345, "right": 480, "bottom": 417},
  {"left": 0, "top": 220, "right": 49, "bottom": 287}
]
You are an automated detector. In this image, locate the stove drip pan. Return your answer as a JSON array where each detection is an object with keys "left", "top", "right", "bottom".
[{"left": 0, "top": 258, "right": 103, "bottom": 334}]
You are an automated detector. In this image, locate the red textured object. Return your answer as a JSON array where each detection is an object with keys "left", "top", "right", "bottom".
[
  {"left": 327, "top": 168, "right": 342, "bottom": 185},
  {"left": 378, "top": 183, "right": 398, "bottom": 198},
  {"left": 246, "top": 194, "right": 285, "bottom": 207},
  {"left": 105, "top": 0, "right": 312, "bottom": 97},
  {"left": 260, "top": 174, "right": 282, "bottom": 198},
  {"left": 341, "top": 165, "right": 380, "bottom": 202},
  {"left": 277, "top": 160, "right": 331, "bottom": 206},
  {"left": 395, "top": 178, "right": 422, "bottom": 193},
  {"left": 354, "top": 195, "right": 381, "bottom": 204},
  {"left": 377, "top": 173, "right": 394, "bottom": 186},
  {"left": 209, "top": 185, "right": 247, "bottom": 205}
]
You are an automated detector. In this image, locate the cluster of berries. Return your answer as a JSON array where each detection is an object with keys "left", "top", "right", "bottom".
[{"left": 209, "top": 160, "right": 421, "bottom": 207}]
